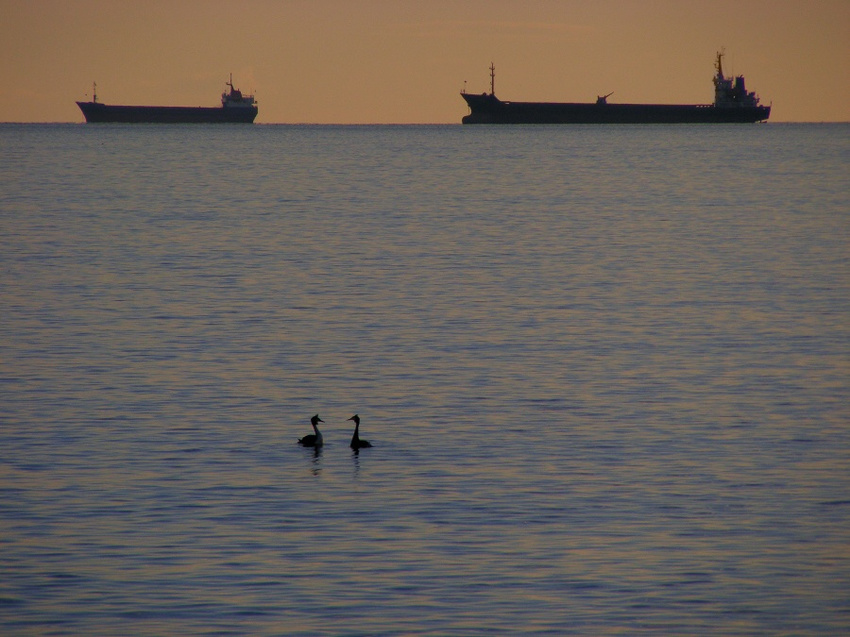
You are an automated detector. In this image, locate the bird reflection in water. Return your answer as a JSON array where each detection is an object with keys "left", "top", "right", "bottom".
[{"left": 308, "top": 444, "right": 323, "bottom": 475}]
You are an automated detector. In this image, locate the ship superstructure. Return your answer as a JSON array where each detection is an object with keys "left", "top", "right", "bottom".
[{"left": 712, "top": 51, "right": 763, "bottom": 109}]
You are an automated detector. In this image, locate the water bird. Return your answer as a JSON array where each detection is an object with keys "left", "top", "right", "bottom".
[
  {"left": 348, "top": 414, "right": 373, "bottom": 449},
  {"left": 298, "top": 414, "right": 324, "bottom": 447}
]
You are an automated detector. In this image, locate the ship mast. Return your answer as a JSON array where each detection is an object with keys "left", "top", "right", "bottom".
[
  {"left": 489, "top": 62, "right": 495, "bottom": 96},
  {"left": 715, "top": 49, "right": 726, "bottom": 79}
]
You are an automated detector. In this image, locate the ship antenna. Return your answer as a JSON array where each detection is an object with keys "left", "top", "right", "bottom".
[
  {"left": 489, "top": 62, "right": 495, "bottom": 96},
  {"left": 92, "top": 81, "right": 97, "bottom": 103}
]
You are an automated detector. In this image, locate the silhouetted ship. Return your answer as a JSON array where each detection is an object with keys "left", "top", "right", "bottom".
[
  {"left": 76, "top": 75, "right": 258, "bottom": 123},
  {"left": 461, "top": 52, "right": 770, "bottom": 124}
]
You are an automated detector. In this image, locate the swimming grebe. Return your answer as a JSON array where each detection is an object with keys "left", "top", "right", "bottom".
[
  {"left": 298, "top": 414, "right": 324, "bottom": 447},
  {"left": 348, "top": 414, "right": 372, "bottom": 449}
]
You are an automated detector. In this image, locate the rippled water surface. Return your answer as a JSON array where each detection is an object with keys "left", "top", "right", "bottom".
[{"left": 1, "top": 123, "right": 848, "bottom": 635}]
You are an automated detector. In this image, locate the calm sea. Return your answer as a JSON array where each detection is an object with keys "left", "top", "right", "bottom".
[{"left": 1, "top": 123, "right": 848, "bottom": 635}]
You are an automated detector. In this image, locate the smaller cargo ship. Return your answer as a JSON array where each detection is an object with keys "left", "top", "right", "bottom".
[
  {"left": 77, "top": 75, "right": 258, "bottom": 123},
  {"left": 461, "top": 52, "right": 770, "bottom": 124}
]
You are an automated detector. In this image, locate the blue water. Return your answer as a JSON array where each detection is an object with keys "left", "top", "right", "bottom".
[{"left": 1, "top": 123, "right": 848, "bottom": 635}]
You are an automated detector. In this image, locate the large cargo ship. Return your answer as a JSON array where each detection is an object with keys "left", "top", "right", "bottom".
[
  {"left": 77, "top": 75, "right": 258, "bottom": 123},
  {"left": 461, "top": 52, "right": 770, "bottom": 124}
]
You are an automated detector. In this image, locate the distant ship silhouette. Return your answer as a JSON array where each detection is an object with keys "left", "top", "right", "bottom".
[
  {"left": 77, "top": 75, "right": 257, "bottom": 123},
  {"left": 461, "top": 52, "right": 770, "bottom": 124}
]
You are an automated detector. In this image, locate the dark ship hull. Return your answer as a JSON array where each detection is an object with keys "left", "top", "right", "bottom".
[
  {"left": 461, "top": 54, "right": 770, "bottom": 124},
  {"left": 461, "top": 94, "right": 770, "bottom": 124},
  {"left": 77, "top": 102, "right": 257, "bottom": 123}
]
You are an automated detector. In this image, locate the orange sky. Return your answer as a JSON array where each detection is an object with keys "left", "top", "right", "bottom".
[{"left": 2, "top": 0, "right": 848, "bottom": 123}]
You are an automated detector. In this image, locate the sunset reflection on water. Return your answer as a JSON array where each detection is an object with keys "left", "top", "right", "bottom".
[{"left": 1, "top": 123, "right": 848, "bottom": 635}]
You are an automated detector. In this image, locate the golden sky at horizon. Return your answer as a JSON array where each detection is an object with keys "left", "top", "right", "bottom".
[{"left": 2, "top": 0, "right": 848, "bottom": 123}]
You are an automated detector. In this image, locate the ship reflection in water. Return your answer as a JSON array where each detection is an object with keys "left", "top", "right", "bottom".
[
  {"left": 76, "top": 74, "right": 258, "bottom": 124},
  {"left": 461, "top": 52, "right": 770, "bottom": 124}
]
